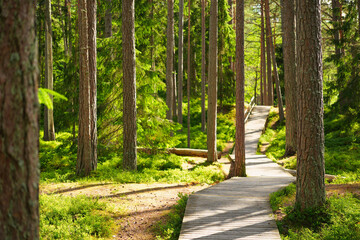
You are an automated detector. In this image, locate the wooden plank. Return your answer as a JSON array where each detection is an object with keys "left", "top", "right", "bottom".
[{"left": 179, "top": 106, "right": 295, "bottom": 240}]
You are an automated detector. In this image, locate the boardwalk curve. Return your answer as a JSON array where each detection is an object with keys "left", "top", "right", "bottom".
[{"left": 179, "top": 106, "right": 295, "bottom": 240}]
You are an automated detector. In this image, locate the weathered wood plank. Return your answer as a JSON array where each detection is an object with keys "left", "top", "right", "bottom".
[{"left": 179, "top": 106, "right": 295, "bottom": 240}]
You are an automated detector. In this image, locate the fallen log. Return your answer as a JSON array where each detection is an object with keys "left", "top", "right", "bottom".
[{"left": 137, "top": 147, "right": 221, "bottom": 159}]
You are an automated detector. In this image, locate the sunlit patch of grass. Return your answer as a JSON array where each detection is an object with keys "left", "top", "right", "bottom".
[{"left": 40, "top": 195, "right": 117, "bottom": 239}]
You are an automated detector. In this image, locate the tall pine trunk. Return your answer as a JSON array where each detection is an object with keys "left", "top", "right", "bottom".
[
  {"left": 265, "top": 0, "right": 284, "bottom": 121},
  {"left": 105, "top": 0, "right": 112, "bottom": 38},
  {"left": 0, "top": 1, "right": 39, "bottom": 238},
  {"left": 166, "top": 0, "right": 174, "bottom": 122},
  {"left": 187, "top": 0, "right": 191, "bottom": 148},
  {"left": 201, "top": 0, "right": 206, "bottom": 132},
  {"left": 232, "top": 0, "right": 246, "bottom": 177},
  {"left": 178, "top": 0, "right": 184, "bottom": 127},
  {"left": 88, "top": 0, "right": 97, "bottom": 170},
  {"left": 77, "top": 0, "right": 92, "bottom": 176},
  {"left": 122, "top": 0, "right": 137, "bottom": 170},
  {"left": 44, "top": 0, "right": 56, "bottom": 141},
  {"left": 261, "top": 0, "right": 267, "bottom": 105},
  {"left": 207, "top": 0, "right": 218, "bottom": 162},
  {"left": 282, "top": 0, "right": 297, "bottom": 156},
  {"left": 264, "top": 0, "right": 273, "bottom": 105},
  {"left": 296, "top": 0, "right": 326, "bottom": 211}
]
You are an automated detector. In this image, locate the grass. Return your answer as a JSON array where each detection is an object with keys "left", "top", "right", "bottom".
[
  {"left": 39, "top": 131, "right": 224, "bottom": 184},
  {"left": 258, "top": 108, "right": 360, "bottom": 183},
  {"left": 270, "top": 185, "right": 360, "bottom": 240},
  {"left": 154, "top": 193, "right": 189, "bottom": 240},
  {"left": 40, "top": 195, "right": 117, "bottom": 239}
]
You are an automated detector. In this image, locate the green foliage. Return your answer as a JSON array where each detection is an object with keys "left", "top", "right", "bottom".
[
  {"left": 269, "top": 183, "right": 296, "bottom": 212},
  {"left": 40, "top": 131, "right": 224, "bottom": 184},
  {"left": 38, "top": 88, "right": 68, "bottom": 109},
  {"left": 271, "top": 186, "right": 360, "bottom": 240},
  {"left": 154, "top": 193, "right": 189, "bottom": 240},
  {"left": 40, "top": 195, "right": 113, "bottom": 239}
]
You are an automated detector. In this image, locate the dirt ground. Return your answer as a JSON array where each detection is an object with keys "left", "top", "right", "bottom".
[{"left": 41, "top": 182, "right": 209, "bottom": 239}]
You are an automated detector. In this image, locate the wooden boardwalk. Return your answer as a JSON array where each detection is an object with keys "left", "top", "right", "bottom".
[{"left": 179, "top": 106, "right": 295, "bottom": 240}]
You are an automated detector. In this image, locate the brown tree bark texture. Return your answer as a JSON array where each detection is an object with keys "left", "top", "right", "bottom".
[
  {"left": 232, "top": 0, "right": 246, "bottom": 177},
  {"left": 296, "top": 0, "right": 326, "bottom": 211},
  {"left": 166, "top": 0, "right": 174, "bottom": 122},
  {"left": 187, "top": 0, "right": 191, "bottom": 148},
  {"left": 281, "top": 0, "right": 297, "bottom": 156},
  {"left": 0, "top": 1, "right": 39, "bottom": 238},
  {"left": 88, "top": 0, "right": 98, "bottom": 170},
  {"left": 265, "top": 0, "right": 284, "bottom": 121},
  {"left": 261, "top": 0, "right": 267, "bottom": 105},
  {"left": 201, "top": 0, "right": 206, "bottom": 132},
  {"left": 44, "top": 0, "right": 56, "bottom": 141},
  {"left": 178, "top": 0, "right": 184, "bottom": 126},
  {"left": 264, "top": 0, "right": 273, "bottom": 106},
  {"left": 358, "top": 0, "right": 360, "bottom": 36},
  {"left": 77, "top": 0, "right": 92, "bottom": 176},
  {"left": 207, "top": 0, "right": 218, "bottom": 162},
  {"left": 105, "top": 0, "right": 112, "bottom": 38},
  {"left": 332, "top": 0, "right": 341, "bottom": 58},
  {"left": 122, "top": 0, "right": 137, "bottom": 170}
]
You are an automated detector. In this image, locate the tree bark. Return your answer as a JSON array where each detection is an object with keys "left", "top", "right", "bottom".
[
  {"left": 264, "top": 0, "right": 273, "bottom": 106},
  {"left": 358, "top": 0, "right": 360, "bottom": 36},
  {"left": 187, "top": 0, "right": 191, "bottom": 148},
  {"left": 296, "top": 0, "right": 326, "bottom": 211},
  {"left": 105, "top": 0, "right": 112, "bottom": 38},
  {"left": 265, "top": 0, "right": 284, "bottom": 121},
  {"left": 122, "top": 0, "right": 137, "bottom": 170},
  {"left": 178, "top": 0, "right": 184, "bottom": 127},
  {"left": 332, "top": 0, "right": 341, "bottom": 58},
  {"left": 44, "top": 0, "right": 56, "bottom": 141},
  {"left": 230, "top": 0, "right": 246, "bottom": 177},
  {"left": 281, "top": 0, "right": 297, "bottom": 156},
  {"left": 77, "top": 0, "right": 92, "bottom": 176},
  {"left": 207, "top": 0, "right": 218, "bottom": 163},
  {"left": 166, "top": 0, "right": 174, "bottom": 122},
  {"left": 261, "top": 0, "right": 267, "bottom": 105},
  {"left": 201, "top": 0, "right": 206, "bottom": 132},
  {"left": 0, "top": 1, "right": 39, "bottom": 238},
  {"left": 88, "top": 0, "right": 98, "bottom": 171}
]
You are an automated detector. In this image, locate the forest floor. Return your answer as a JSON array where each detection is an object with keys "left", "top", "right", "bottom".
[{"left": 40, "top": 141, "right": 234, "bottom": 240}]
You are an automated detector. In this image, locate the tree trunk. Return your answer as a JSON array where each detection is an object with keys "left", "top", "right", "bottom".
[
  {"left": 230, "top": 0, "right": 246, "bottom": 177},
  {"left": 187, "top": 0, "right": 191, "bottom": 148},
  {"left": 173, "top": 71, "right": 177, "bottom": 119},
  {"left": 261, "top": 0, "right": 267, "bottom": 105},
  {"left": 150, "top": 0, "right": 155, "bottom": 70},
  {"left": 358, "top": 0, "right": 360, "bottom": 36},
  {"left": 332, "top": 0, "right": 341, "bottom": 58},
  {"left": 166, "top": 0, "right": 174, "bottom": 122},
  {"left": 265, "top": 0, "right": 284, "bottom": 122},
  {"left": 105, "top": 0, "right": 112, "bottom": 38},
  {"left": 281, "top": 0, "right": 297, "bottom": 156},
  {"left": 295, "top": 0, "right": 326, "bottom": 211},
  {"left": 77, "top": 0, "right": 92, "bottom": 176},
  {"left": 207, "top": 0, "right": 218, "bottom": 163},
  {"left": 0, "top": 1, "right": 39, "bottom": 238},
  {"left": 201, "top": 0, "right": 206, "bottom": 132},
  {"left": 88, "top": 0, "right": 97, "bottom": 171},
  {"left": 178, "top": 0, "right": 184, "bottom": 127},
  {"left": 44, "top": 0, "right": 56, "bottom": 141},
  {"left": 122, "top": 0, "right": 137, "bottom": 171},
  {"left": 264, "top": 0, "right": 273, "bottom": 106}
]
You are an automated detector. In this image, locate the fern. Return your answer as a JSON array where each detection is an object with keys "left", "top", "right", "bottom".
[{"left": 38, "top": 88, "right": 68, "bottom": 110}]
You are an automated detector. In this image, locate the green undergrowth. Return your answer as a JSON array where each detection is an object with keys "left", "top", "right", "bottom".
[
  {"left": 154, "top": 193, "right": 189, "bottom": 240},
  {"left": 175, "top": 100, "right": 236, "bottom": 151},
  {"left": 270, "top": 184, "right": 360, "bottom": 240},
  {"left": 258, "top": 108, "right": 360, "bottom": 183},
  {"left": 40, "top": 195, "right": 116, "bottom": 239},
  {"left": 40, "top": 131, "right": 224, "bottom": 184}
]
